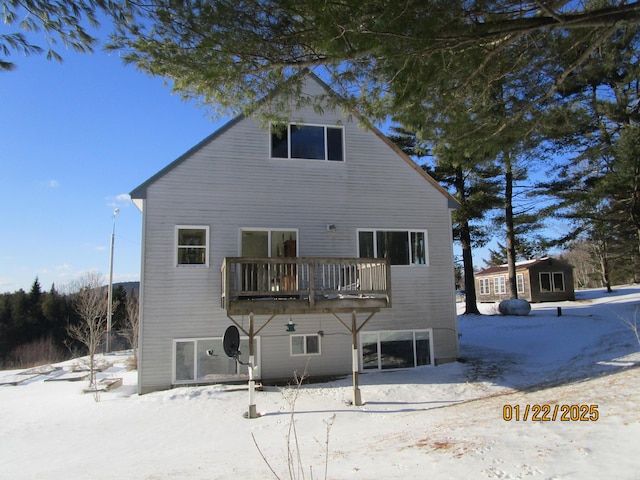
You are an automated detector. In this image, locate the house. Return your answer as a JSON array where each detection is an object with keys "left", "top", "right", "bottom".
[
  {"left": 475, "top": 257, "right": 575, "bottom": 303},
  {"left": 130, "top": 73, "right": 460, "bottom": 395}
]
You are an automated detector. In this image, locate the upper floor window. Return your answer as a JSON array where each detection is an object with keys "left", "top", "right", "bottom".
[
  {"left": 271, "top": 123, "right": 344, "bottom": 161},
  {"left": 358, "top": 229, "right": 427, "bottom": 265},
  {"left": 176, "top": 226, "right": 209, "bottom": 266}
]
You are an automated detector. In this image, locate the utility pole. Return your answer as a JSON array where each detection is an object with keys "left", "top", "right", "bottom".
[{"left": 106, "top": 208, "right": 119, "bottom": 353}]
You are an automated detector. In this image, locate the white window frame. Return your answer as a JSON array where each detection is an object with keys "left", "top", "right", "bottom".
[
  {"left": 290, "top": 334, "right": 321, "bottom": 356},
  {"left": 172, "top": 337, "right": 260, "bottom": 384},
  {"left": 516, "top": 273, "right": 525, "bottom": 294},
  {"left": 359, "top": 329, "right": 434, "bottom": 371},
  {"left": 357, "top": 228, "right": 429, "bottom": 266},
  {"left": 494, "top": 276, "right": 507, "bottom": 294},
  {"left": 270, "top": 123, "right": 345, "bottom": 162},
  {"left": 479, "top": 277, "right": 491, "bottom": 295},
  {"left": 175, "top": 225, "right": 210, "bottom": 267}
]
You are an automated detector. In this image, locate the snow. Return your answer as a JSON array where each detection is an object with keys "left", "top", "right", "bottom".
[{"left": 1, "top": 287, "right": 639, "bottom": 479}]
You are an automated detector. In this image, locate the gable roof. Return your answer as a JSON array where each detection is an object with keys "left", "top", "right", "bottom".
[
  {"left": 476, "top": 257, "right": 573, "bottom": 276},
  {"left": 130, "top": 72, "right": 458, "bottom": 209}
]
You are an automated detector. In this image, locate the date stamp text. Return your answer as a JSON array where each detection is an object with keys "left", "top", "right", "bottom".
[{"left": 503, "top": 404, "right": 599, "bottom": 422}]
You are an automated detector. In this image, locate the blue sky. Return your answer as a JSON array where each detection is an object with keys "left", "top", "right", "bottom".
[
  {"left": 0, "top": 46, "right": 227, "bottom": 293},
  {"left": 0, "top": 36, "right": 493, "bottom": 294}
]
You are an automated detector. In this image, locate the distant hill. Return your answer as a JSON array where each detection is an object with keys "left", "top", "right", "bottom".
[{"left": 112, "top": 282, "right": 139, "bottom": 296}]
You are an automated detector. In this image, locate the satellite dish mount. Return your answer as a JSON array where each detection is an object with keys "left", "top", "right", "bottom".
[{"left": 223, "top": 325, "right": 248, "bottom": 365}]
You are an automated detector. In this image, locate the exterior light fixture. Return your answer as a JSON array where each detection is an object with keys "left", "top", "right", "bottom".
[{"left": 286, "top": 318, "right": 296, "bottom": 332}]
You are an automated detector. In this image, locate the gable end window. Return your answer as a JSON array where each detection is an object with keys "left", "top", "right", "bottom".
[
  {"left": 176, "top": 226, "right": 209, "bottom": 266},
  {"left": 271, "top": 123, "right": 344, "bottom": 161},
  {"left": 358, "top": 229, "right": 428, "bottom": 266}
]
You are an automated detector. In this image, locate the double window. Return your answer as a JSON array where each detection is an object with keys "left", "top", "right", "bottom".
[
  {"left": 176, "top": 226, "right": 209, "bottom": 266},
  {"left": 494, "top": 276, "right": 507, "bottom": 294},
  {"left": 539, "top": 272, "right": 565, "bottom": 292},
  {"left": 361, "top": 330, "right": 433, "bottom": 370},
  {"left": 290, "top": 334, "right": 321, "bottom": 356},
  {"left": 271, "top": 123, "right": 344, "bottom": 161},
  {"left": 358, "top": 229, "right": 428, "bottom": 265}
]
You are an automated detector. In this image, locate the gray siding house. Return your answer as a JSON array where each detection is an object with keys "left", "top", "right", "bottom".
[{"left": 131, "top": 74, "right": 459, "bottom": 394}]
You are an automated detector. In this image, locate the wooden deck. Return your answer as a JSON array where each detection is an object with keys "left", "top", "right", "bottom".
[{"left": 221, "top": 257, "right": 391, "bottom": 315}]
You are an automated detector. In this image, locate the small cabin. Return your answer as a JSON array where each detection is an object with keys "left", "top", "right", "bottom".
[{"left": 475, "top": 257, "right": 575, "bottom": 303}]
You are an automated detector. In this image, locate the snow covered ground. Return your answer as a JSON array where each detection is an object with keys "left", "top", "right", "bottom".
[{"left": 1, "top": 286, "right": 639, "bottom": 479}]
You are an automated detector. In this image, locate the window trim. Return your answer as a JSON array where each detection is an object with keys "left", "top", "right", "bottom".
[
  {"left": 290, "top": 334, "right": 322, "bottom": 356},
  {"left": 360, "top": 329, "right": 434, "bottom": 371},
  {"left": 516, "top": 273, "right": 525, "bottom": 294},
  {"left": 173, "top": 336, "right": 260, "bottom": 384},
  {"left": 270, "top": 122, "right": 345, "bottom": 162},
  {"left": 175, "top": 225, "right": 210, "bottom": 267},
  {"left": 479, "top": 277, "right": 491, "bottom": 295},
  {"left": 357, "top": 228, "right": 429, "bottom": 266},
  {"left": 494, "top": 275, "right": 507, "bottom": 294}
]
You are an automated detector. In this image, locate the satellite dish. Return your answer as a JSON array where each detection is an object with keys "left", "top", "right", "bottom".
[{"left": 223, "top": 325, "right": 241, "bottom": 359}]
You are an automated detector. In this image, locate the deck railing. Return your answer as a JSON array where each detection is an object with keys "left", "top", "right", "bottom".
[{"left": 221, "top": 257, "right": 391, "bottom": 314}]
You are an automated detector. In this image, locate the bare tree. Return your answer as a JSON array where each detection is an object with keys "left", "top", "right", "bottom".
[
  {"left": 122, "top": 290, "right": 139, "bottom": 368},
  {"left": 66, "top": 272, "right": 108, "bottom": 390}
]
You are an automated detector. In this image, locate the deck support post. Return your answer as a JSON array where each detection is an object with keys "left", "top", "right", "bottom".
[
  {"left": 351, "top": 310, "right": 362, "bottom": 407},
  {"left": 246, "top": 312, "right": 259, "bottom": 419}
]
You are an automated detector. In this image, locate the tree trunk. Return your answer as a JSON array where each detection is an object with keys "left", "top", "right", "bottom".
[
  {"left": 504, "top": 151, "right": 518, "bottom": 298},
  {"left": 461, "top": 222, "right": 481, "bottom": 315}
]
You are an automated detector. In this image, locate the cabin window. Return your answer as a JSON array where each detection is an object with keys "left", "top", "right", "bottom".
[
  {"left": 290, "top": 334, "right": 321, "bottom": 356},
  {"left": 357, "top": 229, "right": 427, "bottom": 265},
  {"left": 173, "top": 337, "right": 256, "bottom": 384},
  {"left": 516, "top": 273, "right": 525, "bottom": 294},
  {"left": 176, "top": 226, "right": 209, "bottom": 266},
  {"left": 270, "top": 123, "right": 344, "bottom": 161},
  {"left": 361, "top": 330, "right": 432, "bottom": 370},
  {"left": 494, "top": 276, "right": 507, "bottom": 294},
  {"left": 479, "top": 278, "right": 491, "bottom": 295},
  {"left": 539, "top": 272, "right": 565, "bottom": 292}
]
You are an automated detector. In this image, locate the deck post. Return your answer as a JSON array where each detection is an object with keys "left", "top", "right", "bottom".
[
  {"left": 246, "top": 312, "right": 259, "bottom": 419},
  {"left": 351, "top": 310, "right": 362, "bottom": 406}
]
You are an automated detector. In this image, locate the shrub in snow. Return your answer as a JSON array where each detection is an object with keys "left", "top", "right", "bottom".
[{"left": 499, "top": 298, "right": 531, "bottom": 316}]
